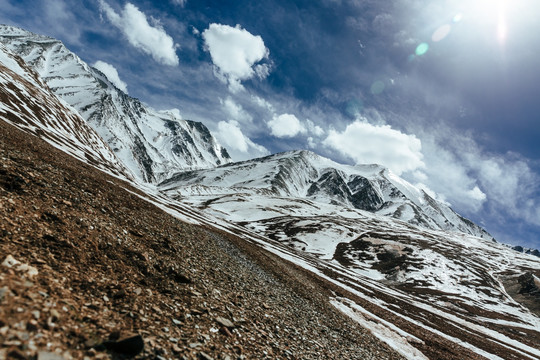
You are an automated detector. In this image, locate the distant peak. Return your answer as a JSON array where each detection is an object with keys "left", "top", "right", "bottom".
[{"left": 0, "top": 24, "right": 54, "bottom": 41}]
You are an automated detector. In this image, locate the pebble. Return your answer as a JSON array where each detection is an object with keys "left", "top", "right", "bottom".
[
  {"left": 2, "top": 255, "right": 20, "bottom": 268},
  {"left": 50, "top": 309, "right": 60, "bottom": 320},
  {"left": 215, "top": 316, "right": 235, "bottom": 329},
  {"left": 199, "top": 352, "right": 214, "bottom": 360}
]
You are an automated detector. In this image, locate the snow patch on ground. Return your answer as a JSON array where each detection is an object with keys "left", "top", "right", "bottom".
[{"left": 330, "top": 297, "right": 429, "bottom": 360}]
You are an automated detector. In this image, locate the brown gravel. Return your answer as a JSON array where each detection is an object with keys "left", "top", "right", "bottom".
[{"left": 0, "top": 118, "right": 405, "bottom": 360}]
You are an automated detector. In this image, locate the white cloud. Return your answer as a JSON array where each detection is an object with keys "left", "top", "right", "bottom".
[
  {"left": 268, "top": 114, "right": 307, "bottom": 138},
  {"left": 217, "top": 120, "right": 249, "bottom": 153},
  {"left": 471, "top": 153, "right": 539, "bottom": 225},
  {"left": 467, "top": 186, "right": 487, "bottom": 202},
  {"left": 408, "top": 124, "right": 540, "bottom": 222},
  {"left": 222, "top": 97, "right": 252, "bottom": 123},
  {"left": 203, "top": 24, "right": 269, "bottom": 90},
  {"left": 323, "top": 120, "right": 424, "bottom": 175},
  {"left": 93, "top": 60, "right": 128, "bottom": 93},
  {"left": 98, "top": 1, "right": 179, "bottom": 66},
  {"left": 214, "top": 120, "right": 269, "bottom": 161},
  {"left": 405, "top": 132, "right": 486, "bottom": 213},
  {"left": 306, "top": 119, "right": 325, "bottom": 137},
  {"left": 251, "top": 95, "right": 274, "bottom": 111}
]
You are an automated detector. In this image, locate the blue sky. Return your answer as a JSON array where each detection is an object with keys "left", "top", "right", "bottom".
[{"left": 1, "top": 0, "right": 539, "bottom": 248}]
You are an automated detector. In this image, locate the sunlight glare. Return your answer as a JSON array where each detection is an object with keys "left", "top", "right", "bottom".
[
  {"left": 432, "top": 24, "right": 451, "bottom": 42},
  {"left": 497, "top": 0, "right": 508, "bottom": 44},
  {"left": 449, "top": 0, "right": 510, "bottom": 43}
]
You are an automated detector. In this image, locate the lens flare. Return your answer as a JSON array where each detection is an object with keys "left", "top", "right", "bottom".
[
  {"left": 370, "top": 80, "right": 385, "bottom": 95},
  {"left": 432, "top": 24, "right": 451, "bottom": 42},
  {"left": 415, "top": 43, "right": 429, "bottom": 56},
  {"left": 453, "top": 13, "right": 463, "bottom": 23},
  {"left": 345, "top": 99, "right": 364, "bottom": 117}
]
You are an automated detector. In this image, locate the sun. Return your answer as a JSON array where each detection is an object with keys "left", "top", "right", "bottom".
[
  {"left": 448, "top": 0, "right": 511, "bottom": 44},
  {"left": 495, "top": 0, "right": 509, "bottom": 43}
]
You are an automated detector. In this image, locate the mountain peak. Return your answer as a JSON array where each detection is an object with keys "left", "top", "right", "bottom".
[
  {"left": 0, "top": 28, "right": 232, "bottom": 183},
  {"left": 0, "top": 24, "right": 55, "bottom": 42},
  {"left": 159, "top": 150, "right": 492, "bottom": 239}
]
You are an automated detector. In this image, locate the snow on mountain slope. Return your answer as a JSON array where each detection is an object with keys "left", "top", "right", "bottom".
[
  {"left": 160, "top": 149, "right": 491, "bottom": 238},
  {"left": 151, "top": 179, "right": 540, "bottom": 359},
  {"left": 0, "top": 25, "right": 231, "bottom": 183},
  {"left": 151, "top": 180, "right": 540, "bottom": 359},
  {"left": 0, "top": 44, "right": 132, "bottom": 179}
]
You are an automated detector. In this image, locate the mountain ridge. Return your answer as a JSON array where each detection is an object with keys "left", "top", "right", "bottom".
[
  {"left": 160, "top": 149, "right": 492, "bottom": 239},
  {"left": 0, "top": 42, "right": 132, "bottom": 180},
  {"left": 0, "top": 24, "right": 231, "bottom": 183}
]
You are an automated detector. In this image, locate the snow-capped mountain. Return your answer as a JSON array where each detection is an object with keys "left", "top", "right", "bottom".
[
  {"left": 156, "top": 150, "right": 540, "bottom": 359},
  {"left": 2, "top": 24, "right": 540, "bottom": 360},
  {"left": 0, "top": 43, "right": 132, "bottom": 180},
  {"left": 0, "top": 25, "right": 231, "bottom": 183},
  {"left": 160, "top": 149, "right": 491, "bottom": 238}
]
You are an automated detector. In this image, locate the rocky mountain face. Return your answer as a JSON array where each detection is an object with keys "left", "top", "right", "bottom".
[
  {"left": 512, "top": 245, "right": 540, "bottom": 258},
  {"left": 0, "top": 25, "right": 231, "bottom": 183},
  {"left": 0, "top": 43, "right": 132, "bottom": 180},
  {"left": 160, "top": 149, "right": 492, "bottom": 238}
]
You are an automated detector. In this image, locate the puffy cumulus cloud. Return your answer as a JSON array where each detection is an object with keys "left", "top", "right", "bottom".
[
  {"left": 216, "top": 120, "right": 249, "bottom": 153},
  {"left": 323, "top": 120, "right": 424, "bottom": 175},
  {"left": 467, "top": 186, "right": 487, "bottom": 202},
  {"left": 214, "top": 120, "right": 269, "bottom": 161},
  {"left": 267, "top": 114, "right": 307, "bottom": 138},
  {"left": 203, "top": 24, "right": 269, "bottom": 91},
  {"left": 222, "top": 97, "right": 252, "bottom": 123},
  {"left": 98, "top": 0, "right": 179, "bottom": 66},
  {"left": 93, "top": 61, "right": 128, "bottom": 93}
]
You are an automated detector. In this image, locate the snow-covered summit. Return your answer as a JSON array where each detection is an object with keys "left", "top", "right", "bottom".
[
  {"left": 160, "top": 149, "right": 491, "bottom": 238},
  {"left": 0, "top": 25, "right": 231, "bottom": 183},
  {"left": 0, "top": 43, "right": 132, "bottom": 179}
]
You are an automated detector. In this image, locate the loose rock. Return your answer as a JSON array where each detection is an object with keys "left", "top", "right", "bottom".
[{"left": 103, "top": 333, "right": 144, "bottom": 356}]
